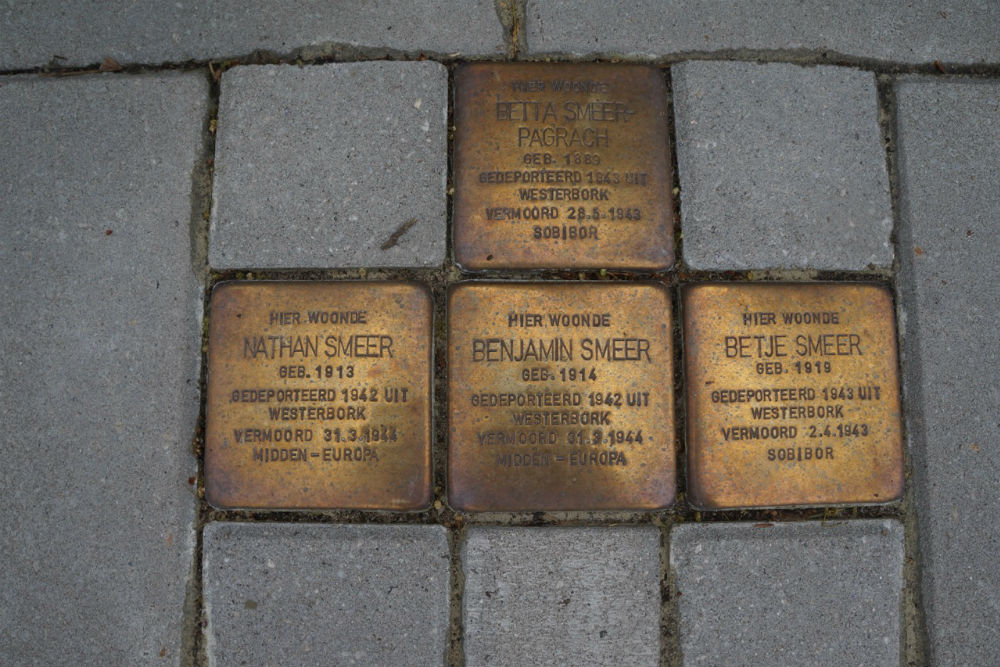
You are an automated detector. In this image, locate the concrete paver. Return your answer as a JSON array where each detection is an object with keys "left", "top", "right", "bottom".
[
  {"left": 670, "top": 520, "right": 904, "bottom": 667},
  {"left": 525, "top": 0, "right": 1000, "bottom": 64},
  {"left": 896, "top": 77, "right": 1000, "bottom": 667},
  {"left": 0, "top": 72, "right": 206, "bottom": 665},
  {"left": 1, "top": 0, "right": 504, "bottom": 69},
  {"left": 673, "top": 61, "right": 893, "bottom": 270},
  {"left": 210, "top": 62, "right": 447, "bottom": 269},
  {"left": 463, "top": 526, "right": 660, "bottom": 667},
  {"left": 203, "top": 523, "right": 450, "bottom": 667}
]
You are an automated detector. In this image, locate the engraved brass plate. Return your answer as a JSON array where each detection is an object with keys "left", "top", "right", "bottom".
[
  {"left": 683, "top": 283, "right": 903, "bottom": 509},
  {"left": 448, "top": 282, "right": 675, "bottom": 510},
  {"left": 453, "top": 63, "right": 674, "bottom": 270},
  {"left": 205, "top": 282, "right": 432, "bottom": 510}
]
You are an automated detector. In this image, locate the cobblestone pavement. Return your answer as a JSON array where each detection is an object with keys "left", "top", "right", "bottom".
[{"left": 2, "top": 3, "right": 997, "bottom": 665}]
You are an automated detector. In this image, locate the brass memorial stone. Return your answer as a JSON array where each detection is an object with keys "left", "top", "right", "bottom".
[
  {"left": 453, "top": 63, "right": 674, "bottom": 270},
  {"left": 448, "top": 282, "right": 675, "bottom": 510},
  {"left": 683, "top": 283, "right": 903, "bottom": 509},
  {"left": 205, "top": 282, "right": 432, "bottom": 510}
]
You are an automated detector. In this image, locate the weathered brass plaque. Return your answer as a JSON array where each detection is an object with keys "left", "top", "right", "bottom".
[
  {"left": 205, "top": 282, "right": 432, "bottom": 510},
  {"left": 448, "top": 282, "right": 675, "bottom": 510},
  {"left": 453, "top": 63, "right": 674, "bottom": 270},
  {"left": 684, "top": 283, "right": 903, "bottom": 509}
]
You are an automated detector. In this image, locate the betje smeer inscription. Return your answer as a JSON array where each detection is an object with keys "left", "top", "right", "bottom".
[
  {"left": 684, "top": 283, "right": 903, "bottom": 509},
  {"left": 448, "top": 282, "right": 675, "bottom": 511},
  {"left": 453, "top": 63, "right": 674, "bottom": 270},
  {"left": 205, "top": 281, "right": 432, "bottom": 510}
]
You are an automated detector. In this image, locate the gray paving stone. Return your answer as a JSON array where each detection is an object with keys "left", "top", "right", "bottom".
[
  {"left": 1, "top": 0, "right": 503, "bottom": 69},
  {"left": 203, "top": 523, "right": 450, "bottom": 667},
  {"left": 0, "top": 73, "right": 206, "bottom": 665},
  {"left": 210, "top": 62, "right": 447, "bottom": 269},
  {"left": 671, "top": 520, "right": 903, "bottom": 667},
  {"left": 525, "top": 0, "right": 1000, "bottom": 64},
  {"left": 463, "top": 526, "right": 660, "bottom": 667},
  {"left": 673, "top": 61, "right": 893, "bottom": 270},
  {"left": 896, "top": 77, "right": 1000, "bottom": 666}
]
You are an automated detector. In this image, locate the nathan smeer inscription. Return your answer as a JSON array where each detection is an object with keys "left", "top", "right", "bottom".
[
  {"left": 684, "top": 283, "right": 903, "bottom": 509},
  {"left": 205, "top": 282, "right": 432, "bottom": 510},
  {"left": 453, "top": 63, "right": 673, "bottom": 270},
  {"left": 448, "top": 282, "right": 675, "bottom": 510}
]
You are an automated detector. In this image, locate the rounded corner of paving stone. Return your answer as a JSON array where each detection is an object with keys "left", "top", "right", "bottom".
[
  {"left": 682, "top": 282, "right": 903, "bottom": 509},
  {"left": 669, "top": 519, "right": 904, "bottom": 667},
  {"left": 205, "top": 281, "right": 433, "bottom": 510},
  {"left": 463, "top": 525, "right": 661, "bottom": 667},
  {"left": 203, "top": 522, "right": 449, "bottom": 667},
  {"left": 211, "top": 61, "right": 447, "bottom": 269},
  {"left": 448, "top": 281, "right": 676, "bottom": 511},
  {"left": 452, "top": 62, "right": 675, "bottom": 270}
]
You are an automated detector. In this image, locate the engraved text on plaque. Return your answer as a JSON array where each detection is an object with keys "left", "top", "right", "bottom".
[
  {"left": 453, "top": 64, "right": 674, "bottom": 270},
  {"left": 205, "top": 282, "right": 432, "bottom": 510},
  {"left": 684, "top": 283, "right": 903, "bottom": 509},
  {"left": 448, "top": 282, "right": 675, "bottom": 510}
]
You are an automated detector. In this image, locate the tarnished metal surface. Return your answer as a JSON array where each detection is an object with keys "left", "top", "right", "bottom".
[
  {"left": 448, "top": 282, "right": 675, "bottom": 510},
  {"left": 683, "top": 283, "right": 903, "bottom": 509},
  {"left": 205, "top": 281, "right": 432, "bottom": 510},
  {"left": 453, "top": 63, "right": 674, "bottom": 270}
]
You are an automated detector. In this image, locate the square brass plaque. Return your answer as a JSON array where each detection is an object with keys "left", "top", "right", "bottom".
[
  {"left": 205, "top": 282, "right": 432, "bottom": 510},
  {"left": 448, "top": 282, "right": 675, "bottom": 510},
  {"left": 453, "top": 63, "right": 674, "bottom": 270},
  {"left": 683, "top": 283, "right": 903, "bottom": 509}
]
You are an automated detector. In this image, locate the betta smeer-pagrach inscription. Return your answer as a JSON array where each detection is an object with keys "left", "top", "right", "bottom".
[
  {"left": 448, "top": 282, "right": 675, "bottom": 511},
  {"left": 205, "top": 282, "right": 432, "bottom": 510},
  {"left": 684, "top": 283, "right": 904, "bottom": 509},
  {"left": 453, "top": 63, "right": 674, "bottom": 270}
]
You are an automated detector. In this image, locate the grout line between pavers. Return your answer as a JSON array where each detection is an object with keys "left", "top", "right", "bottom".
[
  {"left": 659, "top": 520, "right": 683, "bottom": 667},
  {"left": 506, "top": 49, "right": 1000, "bottom": 76},
  {"left": 513, "top": 0, "right": 528, "bottom": 58},
  {"left": 661, "top": 63, "right": 687, "bottom": 654},
  {"left": 493, "top": 0, "right": 522, "bottom": 60},
  {"left": 0, "top": 48, "right": 500, "bottom": 78},
  {"left": 442, "top": 63, "right": 467, "bottom": 667},
  {"left": 181, "top": 66, "right": 222, "bottom": 667},
  {"left": 4, "top": 49, "right": 1000, "bottom": 81},
  {"left": 877, "top": 73, "right": 931, "bottom": 667},
  {"left": 447, "top": 524, "right": 468, "bottom": 667},
  {"left": 662, "top": 67, "right": 689, "bottom": 518}
]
